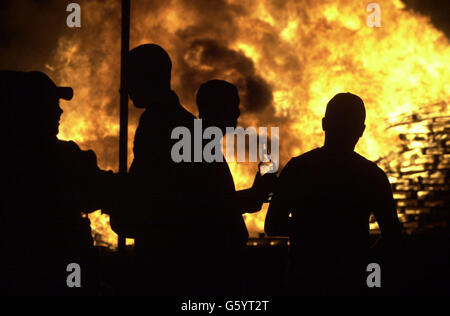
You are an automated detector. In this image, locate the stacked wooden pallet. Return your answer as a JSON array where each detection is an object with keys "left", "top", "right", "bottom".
[{"left": 375, "top": 102, "right": 450, "bottom": 234}]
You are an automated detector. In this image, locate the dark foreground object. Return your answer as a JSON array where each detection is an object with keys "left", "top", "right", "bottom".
[{"left": 95, "top": 230, "right": 450, "bottom": 296}]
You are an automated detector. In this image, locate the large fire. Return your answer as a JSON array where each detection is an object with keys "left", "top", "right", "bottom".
[{"left": 49, "top": 0, "right": 449, "bottom": 249}]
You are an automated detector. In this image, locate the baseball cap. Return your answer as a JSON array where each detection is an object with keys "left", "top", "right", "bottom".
[{"left": 25, "top": 71, "right": 73, "bottom": 101}]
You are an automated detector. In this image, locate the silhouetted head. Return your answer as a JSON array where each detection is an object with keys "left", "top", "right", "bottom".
[
  {"left": 322, "top": 92, "right": 366, "bottom": 151},
  {"left": 127, "top": 44, "right": 172, "bottom": 108},
  {"left": 23, "top": 71, "right": 72, "bottom": 140},
  {"left": 196, "top": 80, "right": 240, "bottom": 132}
]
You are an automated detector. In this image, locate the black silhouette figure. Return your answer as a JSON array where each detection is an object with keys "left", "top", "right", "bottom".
[
  {"left": 0, "top": 71, "right": 118, "bottom": 295},
  {"left": 265, "top": 93, "right": 402, "bottom": 295},
  {"left": 109, "top": 44, "right": 201, "bottom": 295},
  {"left": 192, "top": 79, "right": 277, "bottom": 295}
]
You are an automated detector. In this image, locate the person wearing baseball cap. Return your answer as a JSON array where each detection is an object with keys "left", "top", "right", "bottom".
[
  {"left": 21, "top": 71, "right": 73, "bottom": 140},
  {"left": 0, "top": 71, "right": 73, "bottom": 144},
  {"left": 25, "top": 71, "right": 74, "bottom": 101},
  {"left": 0, "top": 70, "right": 120, "bottom": 295}
]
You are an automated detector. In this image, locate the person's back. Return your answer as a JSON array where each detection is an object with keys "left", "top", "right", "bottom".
[
  {"left": 265, "top": 93, "right": 402, "bottom": 294},
  {"left": 191, "top": 80, "right": 276, "bottom": 295},
  {"left": 129, "top": 91, "right": 197, "bottom": 250},
  {"left": 114, "top": 44, "right": 204, "bottom": 295},
  {"left": 278, "top": 147, "right": 392, "bottom": 262}
]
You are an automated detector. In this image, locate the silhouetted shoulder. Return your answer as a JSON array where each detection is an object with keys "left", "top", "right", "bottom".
[
  {"left": 285, "top": 147, "right": 387, "bottom": 180},
  {"left": 170, "top": 104, "right": 197, "bottom": 135},
  {"left": 276, "top": 148, "right": 322, "bottom": 183},
  {"left": 282, "top": 148, "right": 324, "bottom": 172},
  {"left": 175, "top": 103, "right": 197, "bottom": 128},
  {"left": 289, "top": 148, "right": 323, "bottom": 164},
  {"left": 352, "top": 151, "right": 390, "bottom": 182},
  {"left": 180, "top": 104, "right": 197, "bottom": 120},
  {"left": 354, "top": 153, "right": 390, "bottom": 188}
]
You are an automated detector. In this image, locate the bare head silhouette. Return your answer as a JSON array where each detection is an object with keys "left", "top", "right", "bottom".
[
  {"left": 196, "top": 80, "right": 240, "bottom": 132},
  {"left": 22, "top": 71, "right": 72, "bottom": 139},
  {"left": 127, "top": 44, "right": 172, "bottom": 108},
  {"left": 322, "top": 92, "right": 366, "bottom": 151}
]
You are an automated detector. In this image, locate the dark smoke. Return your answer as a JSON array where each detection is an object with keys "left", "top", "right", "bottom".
[
  {"left": 176, "top": 39, "right": 273, "bottom": 114},
  {"left": 403, "top": 0, "right": 450, "bottom": 38},
  {"left": 0, "top": 0, "right": 71, "bottom": 70}
]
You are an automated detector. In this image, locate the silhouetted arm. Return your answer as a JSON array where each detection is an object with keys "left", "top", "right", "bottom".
[
  {"left": 57, "top": 141, "right": 125, "bottom": 213},
  {"left": 236, "top": 172, "right": 278, "bottom": 214},
  {"left": 77, "top": 151, "right": 127, "bottom": 213},
  {"left": 372, "top": 168, "right": 402, "bottom": 247},
  {"left": 265, "top": 160, "right": 294, "bottom": 236},
  {"left": 236, "top": 188, "right": 259, "bottom": 213},
  {"left": 89, "top": 170, "right": 126, "bottom": 211}
]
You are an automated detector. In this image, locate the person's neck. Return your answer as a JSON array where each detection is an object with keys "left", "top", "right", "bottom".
[
  {"left": 145, "top": 90, "right": 180, "bottom": 113},
  {"left": 323, "top": 138, "right": 355, "bottom": 153}
]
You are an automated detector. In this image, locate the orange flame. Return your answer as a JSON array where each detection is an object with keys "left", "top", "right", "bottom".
[{"left": 50, "top": 0, "right": 449, "bottom": 248}]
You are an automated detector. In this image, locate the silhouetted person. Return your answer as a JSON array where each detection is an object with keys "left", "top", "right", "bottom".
[
  {"left": 265, "top": 93, "right": 402, "bottom": 295},
  {"left": 110, "top": 44, "right": 200, "bottom": 295},
  {"left": 0, "top": 71, "right": 118, "bottom": 295},
  {"left": 193, "top": 79, "right": 276, "bottom": 295}
]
